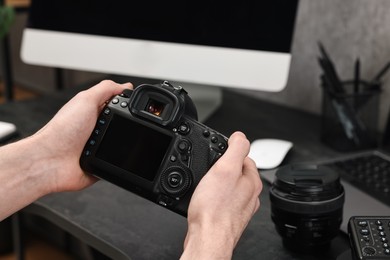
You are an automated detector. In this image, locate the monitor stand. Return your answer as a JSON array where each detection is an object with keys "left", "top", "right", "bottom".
[{"left": 171, "top": 81, "right": 222, "bottom": 123}]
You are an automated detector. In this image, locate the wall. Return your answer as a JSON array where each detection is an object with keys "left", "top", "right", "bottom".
[
  {"left": 244, "top": 0, "right": 390, "bottom": 131},
  {"left": 2, "top": 0, "right": 390, "bottom": 130}
]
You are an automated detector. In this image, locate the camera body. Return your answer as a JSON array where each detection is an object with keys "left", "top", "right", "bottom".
[{"left": 80, "top": 81, "right": 228, "bottom": 216}]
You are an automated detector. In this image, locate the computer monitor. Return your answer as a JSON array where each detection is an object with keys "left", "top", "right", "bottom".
[{"left": 21, "top": 1, "right": 299, "bottom": 120}]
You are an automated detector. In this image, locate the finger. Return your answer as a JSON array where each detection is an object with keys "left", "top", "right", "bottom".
[
  {"left": 253, "top": 197, "right": 260, "bottom": 214},
  {"left": 243, "top": 157, "right": 260, "bottom": 180},
  {"left": 217, "top": 131, "right": 250, "bottom": 173},
  {"left": 88, "top": 80, "right": 133, "bottom": 104},
  {"left": 242, "top": 162, "right": 262, "bottom": 217},
  {"left": 242, "top": 157, "right": 263, "bottom": 202},
  {"left": 244, "top": 156, "right": 257, "bottom": 170},
  {"left": 121, "top": 82, "right": 133, "bottom": 88},
  {"left": 244, "top": 157, "right": 262, "bottom": 191}
]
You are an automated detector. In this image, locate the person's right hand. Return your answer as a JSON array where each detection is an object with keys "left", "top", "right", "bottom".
[
  {"left": 32, "top": 80, "right": 133, "bottom": 193},
  {"left": 181, "top": 131, "right": 262, "bottom": 259},
  {"left": 0, "top": 80, "right": 132, "bottom": 221}
]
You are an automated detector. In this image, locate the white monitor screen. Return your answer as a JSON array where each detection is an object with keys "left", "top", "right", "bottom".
[{"left": 21, "top": 1, "right": 299, "bottom": 92}]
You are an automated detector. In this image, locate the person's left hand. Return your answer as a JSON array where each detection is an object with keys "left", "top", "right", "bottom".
[{"left": 33, "top": 80, "right": 132, "bottom": 193}]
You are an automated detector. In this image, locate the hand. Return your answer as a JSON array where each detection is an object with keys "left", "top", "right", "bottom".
[
  {"left": 181, "top": 131, "right": 262, "bottom": 259},
  {"left": 0, "top": 80, "right": 132, "bottom": 220},
  {"left": 33, "top": 80, "right": 133, "bottom": 193}
]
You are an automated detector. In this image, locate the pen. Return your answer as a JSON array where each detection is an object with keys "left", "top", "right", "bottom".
[
  {"left": 320, "top": 69, "right": 369, "bottom": 146},
  {"left": 354, "top": 58, "right": 360, "bottom": 94},
  {"left": 318, "top": 42, "right": 346, "bottom": 94},
  {"left": 318, "top": 44, "right": 372, "bottom": 148},
  {"left": 318, "top": 56, "right": 344, "bottom": 95},
  {"left": 353, "top": 58, "right": 360, "bottom": 110},
  {"left": 318, "top": 58, "right": 337, "bottom": 93}
]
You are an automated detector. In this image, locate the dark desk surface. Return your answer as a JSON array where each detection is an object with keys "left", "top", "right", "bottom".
[{"left": 0, "top": 85, "right": 349, "bottom": 259}]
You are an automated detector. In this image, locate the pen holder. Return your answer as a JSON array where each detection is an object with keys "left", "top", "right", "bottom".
[{"left": 321, "top": 80, "right": 380, "bottom": 152}]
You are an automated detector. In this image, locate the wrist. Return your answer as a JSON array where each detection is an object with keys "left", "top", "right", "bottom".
[
  {"left": 10, "top": 135, "right": 56, "bottom": 195},
  {"left": 181, "top": 222, "right": 235, "bottom": 260},
  {"left": 0, "top": 135, "right": 55, "bottom": 220}
]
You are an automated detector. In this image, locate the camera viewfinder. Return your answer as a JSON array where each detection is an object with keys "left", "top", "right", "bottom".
[{"left": 146, "top": 99, "right": 165, "bottom": 117}]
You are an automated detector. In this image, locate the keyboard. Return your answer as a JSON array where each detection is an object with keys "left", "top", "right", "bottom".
[{"left": 324, "top": 153, "right": 390, "bottom": 207}]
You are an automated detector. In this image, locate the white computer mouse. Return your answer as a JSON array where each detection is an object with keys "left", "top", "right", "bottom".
[
  {"left": 249, "top": 138, "right": 293, "bottom": 169},
  {"left": 0, "top": 121, "right": 17, "bottom": 141}
]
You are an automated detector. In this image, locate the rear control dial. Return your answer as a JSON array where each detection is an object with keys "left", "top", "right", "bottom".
[{"left": 161, "top": 168, "right": 191, "bottom": 197}]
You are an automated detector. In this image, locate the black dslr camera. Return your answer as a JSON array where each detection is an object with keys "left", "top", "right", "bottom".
[{"left": 80, "top": 81, "right": 228, "bottom": 216}]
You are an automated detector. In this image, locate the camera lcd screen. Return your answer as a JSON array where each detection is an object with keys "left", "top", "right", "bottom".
[{"left": 96, "top": 114, "right": 173, "bottom": 181}]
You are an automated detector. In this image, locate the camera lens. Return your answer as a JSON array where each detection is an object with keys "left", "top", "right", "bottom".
[
  {"left": 269, "top": 164, "right": 344, "bottom": 253},
  {"left": 146, "top": 99, "right": 165, "bottom": 117}
]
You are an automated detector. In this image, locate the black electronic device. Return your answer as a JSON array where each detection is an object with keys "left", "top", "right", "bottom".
[
  {"left": 269, "top": 164, "right": 345, "bottom": 252},
  {"left": 324, "top": 153, "right": 390, "bottom": 208},
  {"left": 348, "top": 216, "right": 390, "bottom": 259},
  {"left": 23, "top": 1, "right": 299, "bottom": 92},
  {"left": 80, "top": 81, "right": 228, "bottom": 216}
]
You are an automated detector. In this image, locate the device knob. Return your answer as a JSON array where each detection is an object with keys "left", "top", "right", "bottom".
[{"left": 161, "top": 168, "right": 191, "bottom": 198}]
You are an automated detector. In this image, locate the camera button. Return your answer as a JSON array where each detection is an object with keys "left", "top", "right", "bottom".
[
  {"left": 218, "top": 142, "right": 226, "bottom": 150},
  {"left": 170, "top": 155, "right": 177, "bottom": 162},
  {"left": 358, "top": 221, "right": 368, "bottom": 227},
  {"left": 112, "top": 98, "right": 119, "bottom": 104},
  {"left": 363, "top": 246, "right": 376, "bottom": 256},
  {"left": 157, "top": 195, "right": 174, "bottom": 207},
  {"left": 178, "top": 123, "right": 190, "bottom": 135},
  {"left": 178, "top": 140, "right": 191, "bottom": 153},
  {"left": 211, "top": 135, "right": 218, "bottom": 143},
  {"left": 120, "top": 101, "right": 128, "bottom": 108},
  {"left": 168, "top": 172, "right": 183, "bottom": 188},
  {"left": 161, "top": 168, "right": 191, "bottom": 197},
  {"left": 103, "top": 108, "right": 111, "bottom": 115},
  {"left": 89, "top": 139, "right": 96, "bottom": 146},
  {"left": 203, "top": 130, "right": 210, "bottom": 137},
  {"left": 120, "top": 89, "right": 132, "bottom": 98}
]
